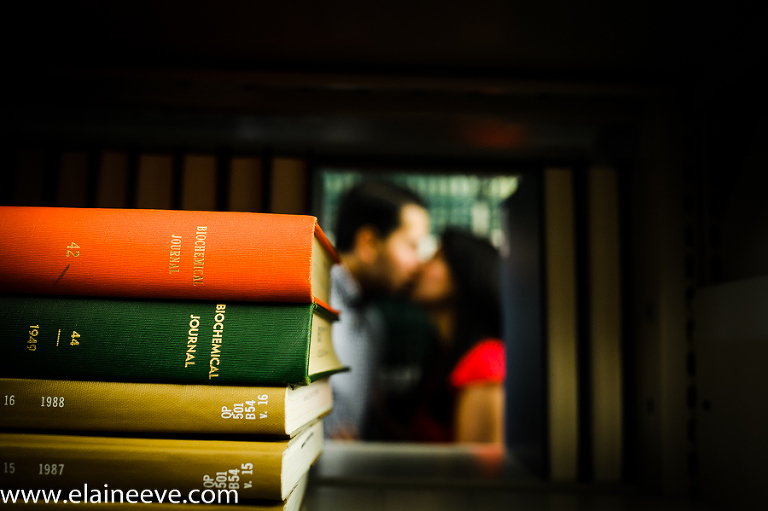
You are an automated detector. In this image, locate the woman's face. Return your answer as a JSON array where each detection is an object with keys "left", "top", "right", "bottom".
[{"left": 410, "top": 249, "right": 455, "bottom": 306}]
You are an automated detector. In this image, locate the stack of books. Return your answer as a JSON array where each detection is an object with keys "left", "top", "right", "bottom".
[{"left": 0, "top": 206, "right": 347, "bottom": 509}]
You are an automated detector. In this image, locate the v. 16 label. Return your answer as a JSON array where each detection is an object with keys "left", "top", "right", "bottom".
[{"left": 220, "top": 395, "right": 268, "bottom": 420}]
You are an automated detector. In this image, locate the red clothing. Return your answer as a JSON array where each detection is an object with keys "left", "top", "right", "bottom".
[
  {"left": 449, "top": 338, "right": 506, "bottom": 388},
  {"left": 409, "top": 338, "right": 505, "bottom": 443}
]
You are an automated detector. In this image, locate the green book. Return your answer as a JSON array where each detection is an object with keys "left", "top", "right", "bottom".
[{"left": 0, "top": 296, "right": 346, "bottom": 386}]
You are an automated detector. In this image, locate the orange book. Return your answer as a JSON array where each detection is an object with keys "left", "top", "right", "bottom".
[{"left": 0, "top": 206, "right": 338, "bottom": 305}]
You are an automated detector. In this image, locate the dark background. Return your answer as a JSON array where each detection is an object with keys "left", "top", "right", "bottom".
[{"left": 1, "top": 1, "right": 766, "bottom": 507}]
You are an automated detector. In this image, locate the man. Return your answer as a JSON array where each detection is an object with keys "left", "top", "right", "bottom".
[{"left": 324, "top": 180, "right": 430, "bottom": 440}]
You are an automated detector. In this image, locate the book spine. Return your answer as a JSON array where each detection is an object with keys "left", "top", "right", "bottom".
[
  {"left": 0, "top": 378, "right": 290, "bottom": 436},
  {"left": 0, "top": 432, "right": 298, "bottom": 501},
  {"left": 0, "top": 206, "right": 326, "bottom": 303},
  {"left": 0, "top": 296, "right": 315, "bottom": 386}
]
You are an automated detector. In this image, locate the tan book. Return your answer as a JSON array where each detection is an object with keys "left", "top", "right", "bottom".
[
  {"left": 181, "top": 154, "right": 217, "bottom": 211},
  {"left": 135, "top": 154, "right": 173, "bottom": 209},
  {"left": 0, "top": 421, "right": 322, "bottom": 502},
  {"left": 0, "top": 378, "right": 331, "bottom": 437},
  {"left": 228, "top": 156, "right": 262, "bottom": 212}
]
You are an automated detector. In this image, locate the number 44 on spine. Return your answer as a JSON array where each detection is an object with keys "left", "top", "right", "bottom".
[{"left": 1, "top": 296, "right": 346, "bottom": 387}]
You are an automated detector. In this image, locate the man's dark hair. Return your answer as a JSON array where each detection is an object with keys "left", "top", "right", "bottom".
[{"left": 334, "top": 180, "right": 427, "bottom": 252}]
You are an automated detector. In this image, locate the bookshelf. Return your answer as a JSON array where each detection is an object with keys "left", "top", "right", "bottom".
[{"left": 3, "top": 47, "right": 765, "bottom": 508}]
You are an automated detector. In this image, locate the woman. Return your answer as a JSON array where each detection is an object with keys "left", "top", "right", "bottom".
[{"left": 409, "top": 228, "right": 505, "bottom": 444}]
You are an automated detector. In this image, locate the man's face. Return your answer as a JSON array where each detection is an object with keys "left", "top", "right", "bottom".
[{"left": 373, "top": 204, "right": 430, "bottom": 296}]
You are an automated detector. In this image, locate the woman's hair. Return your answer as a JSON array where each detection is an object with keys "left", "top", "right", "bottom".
[{"left": 439, "top": 228, "right": 502, "bottom": 363}]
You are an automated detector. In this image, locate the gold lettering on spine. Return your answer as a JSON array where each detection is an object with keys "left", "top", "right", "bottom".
[
  {"left": 169, "top": 235, "right": 182, "bottom": 273},
  {"left": 186, "top": 315, "right": 200, "bottom": 367},
  {"left": 193, "top": 226, "right": 207, "bottom": 286},
  {"left": 209, "top": 304, "right": 226, "bottom": 379}
]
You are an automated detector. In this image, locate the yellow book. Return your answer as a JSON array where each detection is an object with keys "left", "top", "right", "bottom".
[
  {"left": 0, "top": 471, "right": 309, "bottom": 510},
  {"left": 0, "top": 378, "right": 331, "bottom": 437},
  {"left": 0, "top": 421, "right": 322, "bottom": 502}
]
